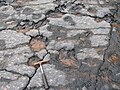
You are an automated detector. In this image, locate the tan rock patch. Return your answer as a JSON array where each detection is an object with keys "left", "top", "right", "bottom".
[
  {"left": 29, "top": 38, "right": 46, "bottom": 51},
  {"left": 60, "top": 58, "right": 78, "bottom": 67},
  {"left": 16, "top": 28, "right": 30, "bottom": 33}
]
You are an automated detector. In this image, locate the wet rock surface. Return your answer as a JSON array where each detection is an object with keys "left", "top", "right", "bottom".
[{"left": 0, "top": 0, "right": 120, "bottom": 90}]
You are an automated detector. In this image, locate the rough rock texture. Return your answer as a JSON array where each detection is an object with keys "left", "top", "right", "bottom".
[{"left": 0, "top": 0, "right": 120, "bottom": 90}]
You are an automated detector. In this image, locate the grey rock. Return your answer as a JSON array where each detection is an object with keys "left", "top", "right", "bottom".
[
  {"left": 27, "top": 0, "right": 56, "bottom": 5},
  {"left": 22, "top": 7, "right": 34, "bottom": 15},
  {"left": 48, "top": 14, "right": 110, "bottom": 29},
  {"left": 27, "top": 64, "right": 68, "bottom": 88},
  {"left": 4, "top": 76, "right": 29, "bottom": 90},
  {"left": 96, "top": 7, "right": 111, "bottom": 17},
  {"left": 48, "top": 50, "right": 59, "bottom": 54},
  {"left": 91, "top": 28, "right": 110, "bottom": 34},
  {"left": 0, "top": 13, "right": 9, "bottom": 20},
  {"left": 89, "top": 35, "right": 109, "bottom": 47},
  {"left": 0, "top": 70, "right": 19, "bottom": 80},
  {"left": 101, "top": 85, "right": 109, "bottom": 90},
  {"left": 39, "top": 25, "right": 53, "bottom": 37},
  {"left": 76, "top": 48, "right": 103, "bottom": 60},
  {"left": 6, "top": 64, "right": 35, "bottom": 77},
  {"left": 32, "top": 14, "right": 45, "bottom": 22},
  {"left": 0, "top": 46, "right": 34, "bottom": 76},
  {"left": 25, "top": 29, "right": 39, "bottom": 37},
  {"left": 0, "top": 30, "right": 30, "bottom": 48},
  {"left": 0, "top": 70, "right": 29, "bottom": 90},
  {"left": 19, "top": 14, "right": 27, "bottom": 20},
  {"left": 23, "top": 3, "right": 57, "bottom": 14},
  {"left": 0, "top": 21, "right": 7, "bottom": 29},
  {"left": 67, "top": 30, "right": 86, "bottom": 37},
  {"left": 0, "top": 5, "right": 16, "bottom": 15},
  {"left": 6, "top": 18, "right": 18, "bottom": 28},
  {"left": 82, "top": 86, "right": 88, "bottom": 90},
  {"left": 47, "top": 40, "right": 75, "bottom": 50},
  {"left": 35, "top": 49, "right": 47, "bottom": 59},
  {"left": 44, "top": 54, "right": 50, "bottom": 61}
]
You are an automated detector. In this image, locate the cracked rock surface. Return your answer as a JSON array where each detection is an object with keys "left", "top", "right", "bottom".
[{"left": 0, "top": 0, "right": 120, "bottom": 90}]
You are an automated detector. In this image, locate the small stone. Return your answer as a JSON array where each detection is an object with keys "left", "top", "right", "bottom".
[{"left": 29, "top": 37, "right": 46, "bottom": 51}]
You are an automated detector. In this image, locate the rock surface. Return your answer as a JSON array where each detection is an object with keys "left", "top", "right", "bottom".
[{"left": 0, "top": 0, "right": 120, "bottom": 90}]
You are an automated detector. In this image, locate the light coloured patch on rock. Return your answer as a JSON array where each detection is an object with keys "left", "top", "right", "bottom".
[
  {"left": 0, "top": 30, "right": 30, "bottom": 48},
  {"left": 48, "top": 14, "right": 110, "bottom": 29},
  {"left": 27, "top": 64, "right": 68, "bottom": 88},
  {"left": 67, "top": 30, "right": 86, "bottom": 37},
  {"left": 25, "top": 29, "right": 39, "bottom": 37},
  {"left": 47, "top": 40, "right": 75, "bottom": 50},
  {"left": 76, "top": 48, "right": 103, "bottom": 60},
  {"left": 91, "top": 28, "right": 110, "bottom": 34},
  {"left": 90, "top": 35, "right": 109, "bottom": 47}
]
